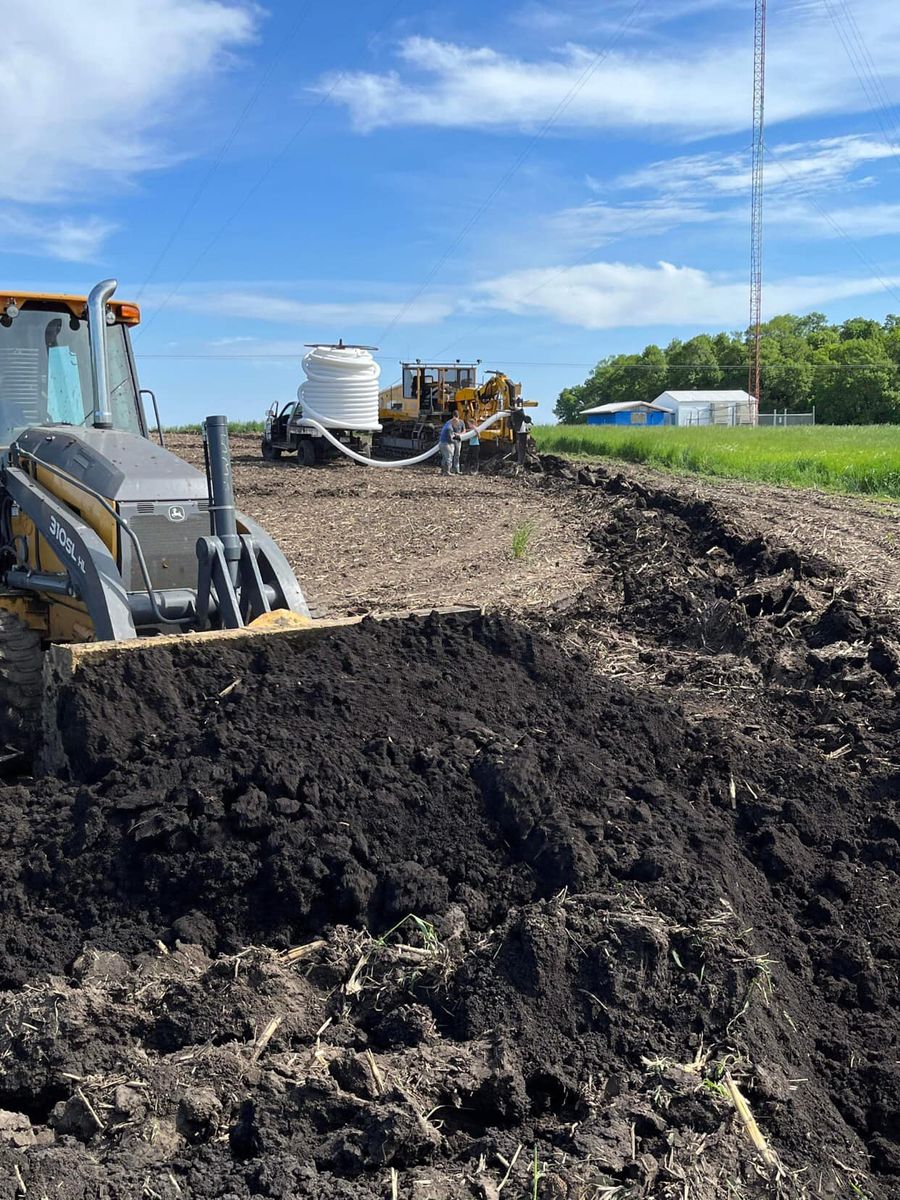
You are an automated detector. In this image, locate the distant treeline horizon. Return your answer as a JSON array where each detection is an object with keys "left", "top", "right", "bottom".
[{"left": 555, "top": 313, "right": 900, "bottom": 424}]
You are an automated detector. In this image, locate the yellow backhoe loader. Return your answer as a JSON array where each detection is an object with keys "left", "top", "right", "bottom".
[{"left": 0, "top": 280, "right": 332, "bottom": 763}]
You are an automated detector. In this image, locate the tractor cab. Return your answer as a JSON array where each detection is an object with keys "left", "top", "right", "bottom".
[
  {"left": 379, "top": 362, "right": 479, "bottom": 423},
  {"left": 0, "top": 291, "right": 152, "bottom": 448}
]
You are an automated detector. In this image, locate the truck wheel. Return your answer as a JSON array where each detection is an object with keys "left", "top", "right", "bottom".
[
  {"left": 298, "top": 439, "right": 317, "bottom": 467},
  {"left": 261, "top": 439, "right": 282, "bottom": 461},
  {"left": 0, "top": 611, "right": 43, "bottom": 751}
]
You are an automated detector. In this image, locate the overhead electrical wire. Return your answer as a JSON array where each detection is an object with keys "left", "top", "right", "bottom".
[
  {"left": 373, "top": 0, "right": 648, "bottom": 345},
  {"left": 134, "top": 354, "right": 900, "bottom": 371},
  {"left": 765, "top": 144, "right": 900, "bottom": 308},
  {"left": 422, "top": 2, "right": 900, "bottom": 371},
  {"left": 821, "top": 0, "right": 900, "bottom": 164},
  {"left": 137, "top": 0, "right": 408, "bottom": 336},
  {"left": 420, "top": 201, "right": 689, "bottom": 364},
  {"left": 132, "top": 4, "right": 316, "bottom": 303}
]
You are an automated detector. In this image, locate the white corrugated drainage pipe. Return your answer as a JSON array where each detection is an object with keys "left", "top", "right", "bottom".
[
  {"left": 298, "top": 345, "right": 382, "bottom": 431},
  {"left": 294, "top": 409, "right": 513, "bottom": 468}
]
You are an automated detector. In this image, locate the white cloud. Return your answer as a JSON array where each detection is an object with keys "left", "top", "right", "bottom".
[
  {"left": 475, "top": 260, "right": 900, "bottom": 329},
  {"left": 3, "top": 1, "right": 257, "bottom": 202},
  {"left": 514, "top": 0, "right": 734, "bottom": 33},
  {"left": 316, "top": 1, "right": 900, "bottom": 136},
  {"left": 550, "top": 198, "right": 720, "bottom": 247},
  {"left": 771, "top": 200, "right": 900, "bottom": 239},
  {"left": 0, "top": 1, "right": 255, "bottom": 262},
  {"left": 0, "top": 210, "right": 116, "bottom": 262},
  {"left": 617, "top": 135, "right": 898, "bottom": 198},
  {"left": 160, "top": 288, "right": 454, "bottom": 329},
  {"left": 553, "top": 135, "right": 900, "bottom": 248}
]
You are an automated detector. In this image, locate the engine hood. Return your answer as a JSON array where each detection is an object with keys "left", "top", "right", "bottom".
[{"left": 13, "top": 426, "right": 209, "bottom": 503}]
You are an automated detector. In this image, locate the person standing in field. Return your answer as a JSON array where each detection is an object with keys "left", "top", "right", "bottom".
[
  {"left": 508, "top": 402, "right": 533, "bottom": 469},
  {"left": 467, "top": 419, "right": 481, "bottom": 474},
  {"left": 439, "top": 415, "right": 465, "bottom": 475}
]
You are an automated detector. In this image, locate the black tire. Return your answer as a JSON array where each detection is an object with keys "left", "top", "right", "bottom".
[
  {"left": 261, "top": 439, "right": 282, "bottom": 461},
  {"left": 298, "top": 439, "right": 317, "bottom": 468},
  {"left": 0, "top": 611, "right": 42, "bottom": 750}
]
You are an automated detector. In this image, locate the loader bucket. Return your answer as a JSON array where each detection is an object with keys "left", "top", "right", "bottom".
[{"left": 39, "top": 607, "right": 479, "bottom": 777}]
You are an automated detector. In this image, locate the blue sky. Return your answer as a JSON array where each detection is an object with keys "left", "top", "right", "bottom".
[{"left": 5, "top": 0, "right": 900, "bottom": 423}]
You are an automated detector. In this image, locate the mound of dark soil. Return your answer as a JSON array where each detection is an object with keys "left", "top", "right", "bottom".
[{"left": 0, "top": 479, "right": 899, "bottom": 1196}]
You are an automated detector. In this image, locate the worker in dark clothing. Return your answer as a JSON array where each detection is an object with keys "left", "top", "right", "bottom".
[
  {"left": 508, "top": 402, "right": 533, "bottom": 468},
  {"left": 439, "top": 415, "right": 465, "bottom": 475}
]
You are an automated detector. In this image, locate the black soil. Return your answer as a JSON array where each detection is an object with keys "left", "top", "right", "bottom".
[{"left": 1, "top": 466, "right": 900, "bottom": 1198}]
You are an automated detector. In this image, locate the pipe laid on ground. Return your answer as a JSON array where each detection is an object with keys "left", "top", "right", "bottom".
[{"left": 293, "top": 408, "right": 512, "bottom": 468}]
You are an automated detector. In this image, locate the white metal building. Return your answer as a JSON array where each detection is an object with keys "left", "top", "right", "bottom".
[{"left": 651, "top": 390, "right": 755, "bottom": 427}]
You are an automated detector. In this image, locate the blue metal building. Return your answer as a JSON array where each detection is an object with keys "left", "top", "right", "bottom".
[{"left": 580, "top": 402, "right": 671, "bottom": 427}]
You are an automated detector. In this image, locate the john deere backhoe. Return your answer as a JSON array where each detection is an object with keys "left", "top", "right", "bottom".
[{"left": 0, "top": 279, "right": 312, "bottom": 758}]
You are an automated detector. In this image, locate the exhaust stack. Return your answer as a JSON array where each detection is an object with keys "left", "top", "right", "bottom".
[{"left": 87, "top": 278, "right": 117, "bottom": 429}]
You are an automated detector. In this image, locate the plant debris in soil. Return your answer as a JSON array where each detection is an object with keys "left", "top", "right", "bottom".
[
  {"left": 1, "top": 462, "right": 900, "bottom": 1198},
  {"left": 163, "top": 432, "right": 590, "bottom": 617}
]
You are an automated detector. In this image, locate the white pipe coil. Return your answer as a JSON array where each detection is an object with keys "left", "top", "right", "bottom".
[
  {"left": 295, "top": 409, "right": 512, "bottom": 468},
  {"left": 297, "top": 344, "right": 382, "bottom": 431}
]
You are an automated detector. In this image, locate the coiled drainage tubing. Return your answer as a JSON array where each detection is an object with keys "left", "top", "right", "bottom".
[
  {"left": 298, "top": 345, "right": 382, "bottom": 431},
  {"left": 294, "top": 344, "right": 514, "bottom": 468},
  {"left": 294, "top": 408, "right": 513, "bottom": 468}
]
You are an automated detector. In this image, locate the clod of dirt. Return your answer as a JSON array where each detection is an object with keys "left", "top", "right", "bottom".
[{"left": 0, "top": 468, "right": 899, "bottom": 1196}]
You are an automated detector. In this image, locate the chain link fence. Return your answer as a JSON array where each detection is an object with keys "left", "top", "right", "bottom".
[{"left": 758, "top": 409, "right": 816, "bottom": 426}]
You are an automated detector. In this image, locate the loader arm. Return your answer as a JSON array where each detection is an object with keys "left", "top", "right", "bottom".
[
  {"left": 0, "top": 418, "right": 309, "bottom": 641},
  {"left": 3, "top": 465, "right": 137, "bottom": 641}
]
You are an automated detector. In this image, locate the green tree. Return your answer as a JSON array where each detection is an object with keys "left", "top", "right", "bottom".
[
  {"left": 554, "top": 383, "right": 589, "bottom": 424},
  {"left": 763, "top": 359, "right": 814, "bottom": 412},
  {"left": 712, "top": 331, "right": 747, "bottom": 390},
  {"left": 814, "top": 340, "right": 900, "bottom": 423},
  {"left": 666, "top": 334, "right": 722, "bottom": 390},
  {"left": 554, "top": 311, "right": 900, "bottom": 425},
  {"left": 797, "top": 312, "right": 829, "bottom": 336},
  {"left": 840, "top": 317, "right": 883, "bottom": 342},
  {"left": 636, "top": 343, "right": 668, "bottom": 400}
]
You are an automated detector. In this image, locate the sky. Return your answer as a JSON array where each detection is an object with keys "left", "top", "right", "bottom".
[{"left": 5, "top": 0, "right": 900, "bottom": 424}]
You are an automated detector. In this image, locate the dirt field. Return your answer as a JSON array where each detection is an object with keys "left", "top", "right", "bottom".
[
  {"left": 165, "top": 434, "right": 592, "bottom": 616},
  {"left": 2, "top": 440, "right": 900, "bottom": 1198},
  {"left": 166, "top": 432, "right": 900, "bottom": 621}
]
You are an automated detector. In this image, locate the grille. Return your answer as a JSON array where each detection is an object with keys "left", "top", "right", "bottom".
[
  {"left": 0, "top": 349, "right": 42, "bottom": 428},
  {"left": 120, "top": 503, "right": 212, "bottom": 591}
]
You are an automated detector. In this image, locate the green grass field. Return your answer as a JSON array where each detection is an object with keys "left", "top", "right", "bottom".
[
  {"left": 532, "top": 424, "right": 900, "bottom": 499},
  {"left": 166, "top": 421, "right": 264, "bottom": 434}
]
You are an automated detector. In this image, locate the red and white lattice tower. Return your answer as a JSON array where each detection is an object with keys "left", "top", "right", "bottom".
[{"left": 748, "top": 0, "right": 767, "bottom": 424}]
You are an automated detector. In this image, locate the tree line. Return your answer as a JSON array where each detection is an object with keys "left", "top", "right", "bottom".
[{"left": 554, "top": 314, "right": 900, "bottom": 424}]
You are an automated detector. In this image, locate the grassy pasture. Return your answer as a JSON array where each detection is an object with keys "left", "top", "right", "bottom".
[{"left": 532, "top": 423, "right": 900, "bottom": 498}]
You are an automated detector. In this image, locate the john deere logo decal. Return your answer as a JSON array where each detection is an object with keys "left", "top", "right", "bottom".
[{"left": 167, "top": 505, "right": 186, "bottom": 522}]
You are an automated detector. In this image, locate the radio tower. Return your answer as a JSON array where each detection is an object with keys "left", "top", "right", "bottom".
[{"left": 748, "top": 0, "right": 767, "bottom": 423}]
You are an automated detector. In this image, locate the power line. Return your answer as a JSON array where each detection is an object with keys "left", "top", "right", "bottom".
[
  {"left": 821, "top": 0, "right": 900, "bottom": 165},
  {"left": 137, "top": 0, "right": 408, "bottom": 336},
  {"left": 133, "top": 5, "right": 315, "bottom": 303},
  {"left": 764, "top": 144, "right": 900, "bottom": 309},
  {"left": 422, "top": 203, "right": 674, "bottom": 363},
  {"left": 135, "top": 353, "right": 900, "bottom": 371},
  {"left": 373, "top": 0, "right": 648, "bottom": 345}
]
